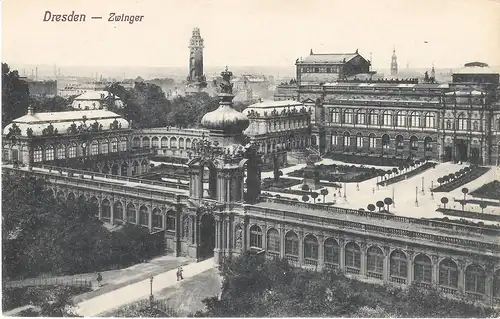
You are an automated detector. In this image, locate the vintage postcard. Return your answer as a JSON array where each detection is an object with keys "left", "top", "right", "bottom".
[{"left": 2, "top": 0, "right": 500, "bottom": 317}]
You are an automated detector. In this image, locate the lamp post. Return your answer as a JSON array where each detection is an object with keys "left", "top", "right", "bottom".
[
  {"left": 421, "top": 176, "right": 425, "bottom": 195},
  {"left": 415, "top": 186, "right": 419, "bottom": 207},
  {"left": 149, "top": 276, "right": 154, "bottom": 306},
  {"left": 392, "top": 187, "right": 395, "bottom": 208},
  {"left": 343, "top": 182, "right": 347, "bottom": 200},
  {"left": 431, "top": 180, "right": 434, "bottom": 191}
]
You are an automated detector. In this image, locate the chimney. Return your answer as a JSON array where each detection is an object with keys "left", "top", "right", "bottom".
[
  {"left": 27, "top": 106, "right": 34, "bottom": 116},
  {"left": 35, "top": 67, "right": 38, "bottom": 80}
]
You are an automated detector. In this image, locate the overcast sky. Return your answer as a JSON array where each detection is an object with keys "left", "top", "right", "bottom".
[{"left": 3, "top": 0, "right": 500, "bottom": 69}]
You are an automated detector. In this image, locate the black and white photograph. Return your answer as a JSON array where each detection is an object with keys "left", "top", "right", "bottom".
[{"left": 1, "top": 0, "right": 500, "bottom": 317}]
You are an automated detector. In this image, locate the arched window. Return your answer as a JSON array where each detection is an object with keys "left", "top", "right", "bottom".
[
  {"left": 367, "top": 246, "right": 384, "bottom": 278},
  {"left": 369, "top": 134, "right": 376, "bottom": 149},
  {"left": 493, "top": 270, "right": 500, "bottom": 299},
  {"left": 330, "top": 109, "right": 340, "bottom": 123},
  {"left": 345, "top": 242, "right": 361, "bottom": 270},
  {"left": 324, "top": 238, "right": 339, "bottom": 265},
  {"left": 425, "top": 112, "right": 435, "bottom": 128},
  {"left": 382, "top": 134, "right": 390, "bottom": 150},
  {"left": 457, "top": 113, "right": 467, "bottom": 130},
  {"left": 356, "top": 133, "right": 363, "bottom": 148},
  {"left": 343, "top": 109, "right": 353, "bottom": 124},
  {"left": 414, "top": 254, "right": 432, "bottom": 283},
  {"left": 111, "top": 138, "right": 118, "bottom": 152},
  {"left": 179, "top": 138, "right": 185, "bottom": 149},
  {"left": 68, "top": 144, "right": 77, "bottom": 158},
  {"left": 57, "top": 145, "right": 66, "bottom": 159},
  {"left": 170, "top": 137, "right": 177, "bottom": 149},
  {"left": 395, "top": 135, "right": 404, "bottom": 149},
  {"left": 250, "top": 225, "right": 263, "bottom": 249},
  {"left": 102, "top": 199, "right": 111, "bottom": 220},
  {"left": 126, "top": 203, "right": 136, "bottom": 223},
  {"left": 343, "top": 132, "right": 351, "bottom": 147},
  {"left": 99, "top": 139, "right": 108, "bottom": 154},
  {"left": 119, "top": 138, "right": 127, "bottom": 151},
  {"left": 439, "top": 258, "right": 458, "bottom": 288},
  {"left": 465, "top": 265, "right": 486, "bottom": 294},
  {"left": 152, "top": 208, "right": 162, "bottom": 229},
  {"left": 356, "top": 110, "right": 365, "bottom": 124},
  {"left": 369, "top": 111, "right": 379, "bottom": 125},
  {"left": 142, "top": 137, "right": 150, "bottom": 148},
  {"left": 139, "top": 205, "right": 149, "bottom": 226},
  {"left": 383, "top": 111, "right": 392, "bottom": 126},
  {"left": 285, "top": 231, "right": 299, "bottom": 257},
  {"left": 151, "top": 137, "right": 159, "bottom": 148},
  {"left": 114, "top": 201, "right": 124, "bottom": 221},
  {"left": 410, "top": 112, "right": 421, "bottom": 127},
  {"left": 424, "top": 136, "right": 433, "bottom": 151},
  {"left": 396, "top": 112, "right": 406, "bottom": 127},
  {"left": 446, "top": 120, "right": 452, "bottom": 129},
  {"left": 44, "top": 145, "right": 54, "bottom": 161},
  {"left": 166, "top": 210, "right": 176, "bottom": 231},
  {"left": 186, "top": 138, "right": 192, "bottom": 149},
  {"left": 331, "top": 132, "right": 338, "bottom": 145},
  {"left": 161, "top": 137, "right": 168, "bottom": 148},
  {"left": 267, "top": 229, "right": 280, "bottom": 253},
  {"left": 410, "top": 136, "right": 418, "bottom": 150},
  {"left": 472, "top": 121, "right": 479, "bottom": 131},
  {"left": 90, "top": 140, "right": 99, "bottom": 155},
  {"left": 303, "top": 234, "right": 318, "bottom": 261},
  {"left": 390, "top": 250, "right": 408, "bottom": 279},
  {"left": 133, "top": 137, "right": 141, "bottom": 148}
]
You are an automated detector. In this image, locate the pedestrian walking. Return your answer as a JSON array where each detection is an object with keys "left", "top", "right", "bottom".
[
  {"left": 97, "top": 272, "right": 103, "bottom": 287},
  {"left": 178, "top": 267, "right": 184, "bottom": 280}
]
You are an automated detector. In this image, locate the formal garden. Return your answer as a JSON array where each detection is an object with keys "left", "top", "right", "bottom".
[
  {"left": 288, "top": 163, "right": 385, "bottom": 183},
  {"left": 431, "top": 166, "right": 490, "bottom": 193},
  {"left": 324, "top": 152, "right": 424, "bottom": 167},
  {"left": 470, "top": 180, "right": 500, "bottom": 200},
  {"left": 377, "top": 161, "right": 436, "bottom": 186}
]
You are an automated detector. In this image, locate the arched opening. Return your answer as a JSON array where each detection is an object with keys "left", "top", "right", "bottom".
[
  {"left": 114, "top": 201, "right": 124, "bottom": 223},
  {"left": 111, "top": 164, "right": 119, "bottom": 175},
  {"left": 390, "top": 249, "right": 408, "bottom": 283},
  {"left": 67, "top": 192, "right": 75, "bottom": 205},
  {"left": 161, "top": 137, "right": 168, "bottom": 148},
  {"left": 126, "top": 203, "right": 136, "bottom": 223},
  {"left": 409, "top": 136, "right": 418, "bottom": 153},
  {"left": 395, "top": 135, "right": 404, "bottom": 151},
  {"left": 368, "top": 133, "right": 376, "bottom": 149},
  {"left": 267, "top": 228, "right": 280, "bottom": 258},
  {"left": 250, "top": 225, "right": 263, "bottom": 251},
  {"left": 424, "top": 136, "right": 433, "bottom": 159},
  {"left": 121, "top": 162, "right": 128, "bottom": 176},
  {"left": 439, "top": 258, "right": 458, "bottom": 289},
  {"left": 90, "top": 196, "right": 99, "bottom": 217},
  {"left": 201, "top": 161, "right": 218, "bottom": 200},
  {"left": 356, "top": 132, "right": 363, "bottom": 150},
  {"left": 311, "top": 135, "right": 317, "bottom": 146},
  {"left": 132, "top": 137, "right": 141, "bottom": 149},
  {"left": 324, "top": 238, "right": 339, "bottom": 268},
  {"left": 285, "top": 231, "right": 299, "bottom": 265},
  {"left": 345, "top": 242, "right": 361, "bottom": 273},
  {"left": 78, "top": 194, "right": 86, "bottom": 203},
  {"left": 56, "top": 191, "right": 65, "bottom": 202},
  {"left": 465, "top": 264, "right": 486, "bottom": 294},
  {"left": 132, "top": 161, "right": 139, "bottom": 176},
  {"left": 470, "top": 142, "right": 480, "bottom": 165},
  {"left": 303, "top": 234, "right": 318, "bottom": 266},
  {"left": 151, "top": 137, "right": 159, "bottom": 149},
  {"left": 152, "top": 208, "right": 163, "bottom": 230},
  {"left": 102, "top": 165, "right": 110, "bottom": 174},
  {"left": 142, "top": 137, "right": 150, "bottom": 148},
  {"left": 102, "top": 199, "right": 111, "bottom": 222},
  {"left": 179, "top": 138, "right": 185, "bottom": 149},
  {"left": 367, "top": 246, "right": 384, "bottom": 279},
  {"left": 381, "top": 134, "right": 390, "bottom": 155},
  {"left": 139, "top": 205, "right": 149, "bottom": 227},
  {"left": 199, "top": 214, "right": 215, "bottom": 260},
  {"left": 444, "top": 145, "right": 453, "bottom": 162},
  {"left": 414, "top": 254, "right": 432, "bottom": 283},
  {"left": 166, "top": 210, "right": 176, "bottom": 231}
]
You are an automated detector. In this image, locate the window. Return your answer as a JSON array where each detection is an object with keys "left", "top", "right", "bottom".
[
  {"left": 119, "top": 138, "right": 127, "bottom": 151},
  {"left": 90, "top": 141, "right": 99, "bottom": 155},
  {"left": 357, "top": 111, "right": 365, "bottom": 124},
  {"left": 390, "top": 250, "right": 408, "bottom": 278},
  {"left": 324, "top": 238, "right": 339, "bottom": 265},
  {"left": 250, "top": 225, "right": 263, "bottom": 249},
  {"left": 410, "top": 136, "right": 418, "bottom": 150},
  {"left": 330, "top": 109, "right": 340, "bottom": 123},
  {"left": 472, "top": 121, "right": 479, "bottom": 131},
  {"left": 303, "top": 235, "right": 318, "bottom": 260},
  {"left": 68, "top": 144, "right": 77, "bottom": 158},
  {"left": 331, "top": 133, "right": 338, "bottom": 145},
  {"left": 344, "top": 109, "right": 353, "bottom": 124},
  {"left": 367, "top": 246, "right": 384, "bottom": 275},
  {"left": 126, "top": 204, "right": 136, "bottom": 223},
  {"left": 285, "top": 231, "right": 299, "bottom": 256},
  {"left": 370, "top": 111, "right": 379, "bottom": 125},
  {"left": 161, "top": 137, "right": 168, "bottom": 148},
  {"left": 425, "top": 113, "right": 435, "bottom": 128},
  {"left": 34, "top": 147, "right": 43, "bottom": 162},
  {"left": 45, "top": 146, "right": 54, "bottom": 161},
  {"left": 446, "top": 120, "right": 452, "bottom": 129},
  {"left": 345, "top": 242, "right": 361, "bottom": 269},
  {"left": 152, "top": 208, "right": 162, "bottom": 229},
  {"left": 166, "top": 211, "right": 176, "bottom": 231},
  {"left": 356, "top": 133, "right": 363, "bottom": 148},
  {"left": 343, "top": 132, "right": 350, "bottom": 147},
  {"left": 101, "top": 200, "right": 111, "bottom": 219},
  {"left": 382, "top": 134, "right": 390, "bottom": 149},
  {"left": 101, "top": 140, "right": 109, "bottom": 154},
  {"left": 439, "top": 259, "right": 458, "bottom": 288},
  {"left": 457, "top": 114, "right": 467, "bottom": 130},
  {"left": 111, "top": 139, "right": 118, "bottom": 152},
  {"left": 396, "top": 112, "right": 406, "bottom": 127},
  {"left": 139, "top": 205, "right": 149, "bottom": 226},
  {"left": 114, "top": 202, "right": 124, "bottom": 221},
  {"left": 465, "top": 265, "right": 486, "bottom": 294},
  {"left": 170, "top": 137, "right": 177, "bottom": 149},
  {"left": 152, "top": 137, "right": 159, "bottom": 148},
  {"left": 383, "top": 111, "right": 392, "bottom": 126},
  {"left": 410, "top": 113, "right": 421, "bottom": 127},
  {"left": 369, "top": 134, "right": 376, "bottom": 148},
  {"left": 414, "top": 254, "right": 432, "bottom": 283},
  {"left": 57, "top": 146, "right": 66, "bottom": 159},
  {"left": 142, "top": 137, "right": 150, "bottom": 148},
  {"left": 267, "top": 229, "right": 280, "bottom": 253}
]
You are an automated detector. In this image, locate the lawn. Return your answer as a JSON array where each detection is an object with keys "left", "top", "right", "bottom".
[
  {"left": 288, "top": 164, "right": 383, "bottom": 183},
  {"left": 470, "top": 180, "right": 500, "bottom": 200},
  {"left": 261, "top": 177, "right": 303, "bottom": 191}
]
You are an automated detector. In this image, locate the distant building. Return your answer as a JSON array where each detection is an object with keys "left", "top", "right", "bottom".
[
  {"left": 390, "top": 47, "right": 398, "bottom": 77},
  {"left": 71, "top": 91, "right": 124, "bottom": 110},
  {"left": 25, "top": 79, "right": 57, "bottom": 98},
  {"left": 186, "top": 27, "right": 207, "bottom": 91},
  {"left": 295, "top": 49, "right": 372, "bottom": 85},
  {"left": 452, "top": 62, "right": 500, "bottom": 87}
]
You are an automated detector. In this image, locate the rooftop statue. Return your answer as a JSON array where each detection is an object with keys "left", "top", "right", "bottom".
[{"left": 219, "top": 66, "right": 234, "bottom": 95}]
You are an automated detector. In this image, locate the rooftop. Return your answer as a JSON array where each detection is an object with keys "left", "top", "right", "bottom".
[
  {"left": 299, "top": 53, "right": 359, "bottom": 64},
  {"left": 246, "top": 100, "right": 303, "bottom": 109},
  {"left": 74, "top": 90, "right": 122, "bottom": 101}
]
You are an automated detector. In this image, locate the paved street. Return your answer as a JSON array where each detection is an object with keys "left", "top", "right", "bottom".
[{"left": 76, "top": 258, "right": 215, "bottom": 317}]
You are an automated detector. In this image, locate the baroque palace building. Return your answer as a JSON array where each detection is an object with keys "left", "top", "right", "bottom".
[
  {"left": 3, "top": 67, "right": 500, "bottom": 306},
  {"left": 276, "top": 50, "right": 500, "bottom": 165}
]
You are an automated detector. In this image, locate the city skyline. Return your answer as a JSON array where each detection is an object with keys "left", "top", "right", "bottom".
[{"left": 3, "top": 0, "right": 500, "bottom": 70}]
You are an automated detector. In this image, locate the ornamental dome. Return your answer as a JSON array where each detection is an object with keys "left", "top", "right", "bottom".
[{"left": 201, "top": 103, "right": 249, "bottom": 133}]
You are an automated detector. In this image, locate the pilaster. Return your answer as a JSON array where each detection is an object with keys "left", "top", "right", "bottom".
[{"left": 406, "top": 250, "right": 414, "bottom": 286}]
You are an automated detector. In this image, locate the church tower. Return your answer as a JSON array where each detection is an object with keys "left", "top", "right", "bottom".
[
  {"left": 390, "top": 47, "right": 398, "bottom": 77},
  {"left": 187, "top": 28, "right": 204, "bottom": 83}
]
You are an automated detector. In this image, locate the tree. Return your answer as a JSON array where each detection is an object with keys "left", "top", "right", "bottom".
[
  {"left": 310, "top": 192, "right": 319, "bottom": 203},
  {"left": 480, "top": 202, "right": 487, "bottom": 213},
  {"left": 448, "top": 173, "right": 455, "bottom": 181},
  {"left": 320, "top": 188, "right": 329, "bottom": 203},
  {"left": 437, "top": 177, "right": 443, "bottom": 185},
  {"left": 273, "top": 154, "right": 281, "bottom": 183},
  {"left": 386, "top": 169, "right": 392, "bottom": 178},
  {"left": 2, "top": 63, "right": 30, "bottom": 128},
  {"left": 392, "top": 168, "right": 398, "bottom": 176},
  {"left": 461, "top": 187, "right": 469, "bottom": 208},
  {"left": 302, "top": 195, "right": 309, "bottom": 203},
  {"left": 441, "top": 197, "right": 449, "bottom": 209},
  {"left": 367, "top": 204, "right": 376, "bottom": 212},
  {"left": 301, "top": 184, "right": 310, "bottom": 191},
  {"left": 384, "top": 197, "right": 393, "bottom": 212},
  {"left": 376, "top": 201, "right": 384, "bottom": 212}
]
